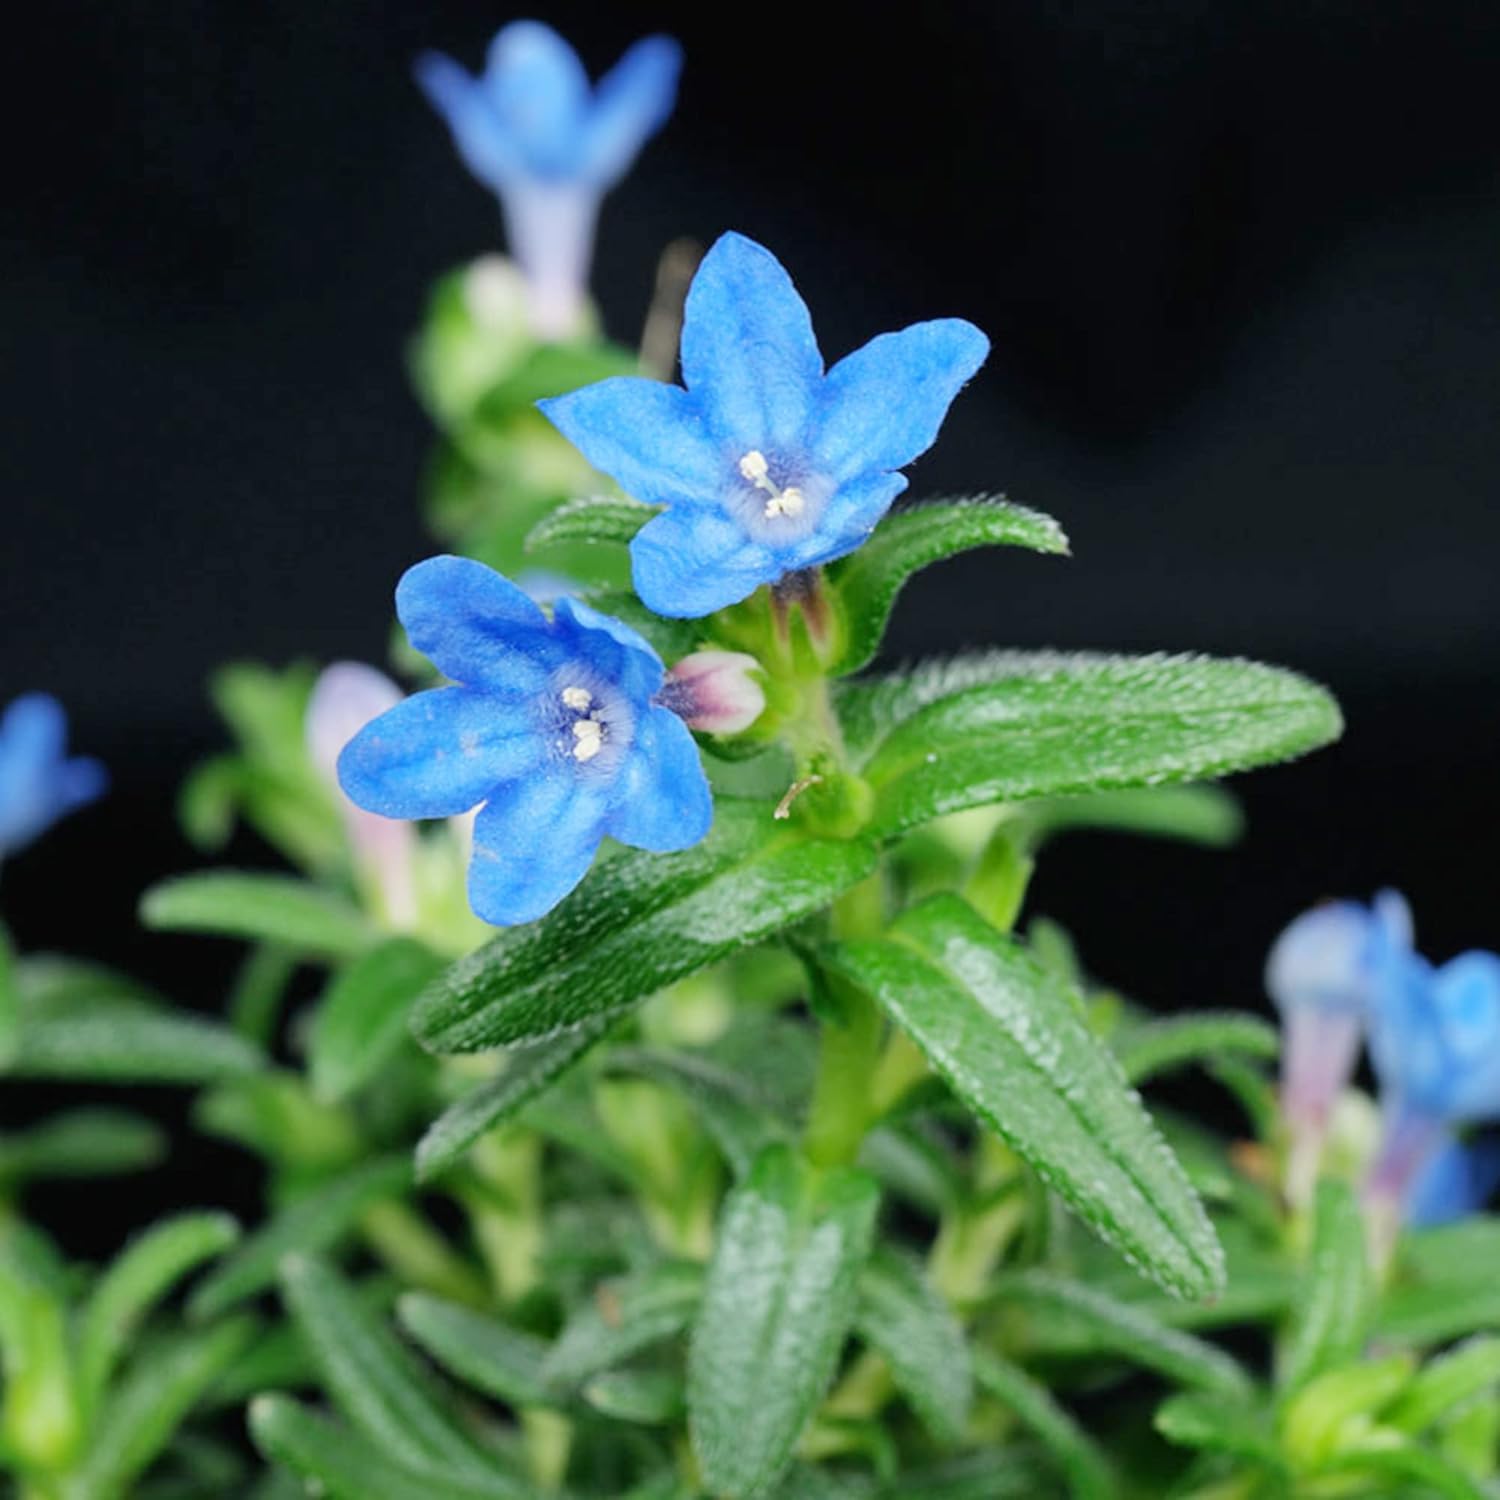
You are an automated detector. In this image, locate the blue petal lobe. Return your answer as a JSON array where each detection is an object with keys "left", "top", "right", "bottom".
[
  {"left": 630, "top": 507, "right": 776, "bottom": 618},
  {"left": 680, "top": 233, "right": 823, "bottom": 450},
  {"left": 468, "top": 772, "right": 606, "bottom": 924},
  {"left": 606, "top": 706, "right": 712, "bottom": 852},
  {"left": 338, "top": 688, "right": 541, "bottom": 820},
  {"left": 483, "top": 21, "right": 591, "bottom": 176},
  {"left": 1, "top": 693, "right": 67, "bottom": 763},
  {"left": 579, "top": 35, "right": 682, "bottom": 187},
  {"left": 814, "top": 318, "right": 990, "bottom": 482},
  {"left": 553, "top": 597, "right": 664, "bottom": 703},
  {"left": 57, "top": 757, "right": 109, "bottom": 814},
  {"left": 416, "top": 53, "right": 518, "bottom": 192},
  {"left": 787, "top": 472, "right": 909, "bottom": 572},
  {"left": 1431, "top": 951, "right": 1500, "bottom": 1122},
  {"left": 539, "top": 378, "right": 723, "bottom": 506},
  {"left": 1406, "top": 1135, "right": 1500, "bottom": 1227},
  {"left": 396, "top": 556, "right": 553, "bottom": 693}
]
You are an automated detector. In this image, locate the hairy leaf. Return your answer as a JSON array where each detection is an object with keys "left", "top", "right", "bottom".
[
  {"left": 1280, "top": 1179, "right": 1371, "bottom": 1392},
  {"left": 1115, "top": 1012, "right": 1278, "bottom": 1087},
  {"left": 524, "top": 493, "right": 660, "bottom": 552},
  {"left": 546, "top": 1261, "right": 705, "bottom": 1389},
  {"left": 398, "top": 1293, "right": 553, "bottom": 1409}
]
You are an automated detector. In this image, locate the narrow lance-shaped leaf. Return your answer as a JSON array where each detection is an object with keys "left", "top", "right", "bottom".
[
  {"left": 823, "top": 894, "right": 1223, "bottom": 1299},
  {"left": 0, "top": 925, "right": 17, "bottom": 1066},
  {"left": 1114, "top": 1012, "right": 1279, "bottom": 1087},
  {"left": 412, "top": 800, "right": 877, "bottom": 1054},
  {"left": 310, "top": 938, "right": 445, "bottom": 1103},
  {"left": 279, "top": 1255, "right": 495, "bottom": 1478},
  {"left": 78, "top": 1211, "right": 242, "bottom": 1409},
  {"left": 140, "top": 871, "right": 377, "bottom": 961},
  {"left": 688, "top": 1145, "right": 879, "bottom": 1499},
  {"left": 397, "top": 1293, "right": 553, "bottom": 1410},
  {"left": 1154, "top": 1391, "right": 1284, "bottom": 1471},
  {"left": 1020, "top": 784, "right": 1244, "bottom": 849},
  {"left": 189, "top": 1156, "right": 410, "bottom": 1320},
  {"left": 0, "top": 1109, "right": 165, "bottom": 1183},
  {"left": 825, "top": 497, "right": 1069, "bottom": 676},
  {"left": 835, "top": 652, "right": 1341, "bottom": 840},
  {"left": 853, "top": 1248, "right": 972, "bottom": 1445},
  {"left": 1279, "top": 1178, "right": 1371, "bottom": 1392},
  {"left": 1388, "top": 1336, "right": 1500, "bottom": 1434},
  {"left": 415, "top": 1019, "right": 612, "bottom": 1183},
  {"left": 524, "top": 493, "right": 660, "bottom": 552},
  {"left": 545, "top": 1260, "right": 705, "bottom": 1389}
]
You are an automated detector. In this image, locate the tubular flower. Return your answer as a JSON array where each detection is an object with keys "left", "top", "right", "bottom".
[
  {"left": 417, "top": 21, "right": 682, "bottom": 339},
  {"left": 338, "top": 556, "right": 712, "bottom": 926},
  {"left": 1265, "top": 890, "right": 1411, "bottom": 1205},
  {"left": 306, "top": 663, "right": 419, "bottom": 930},
  {"left": 540, "top": 232, "right": 990, "bottom": 617},
  {"left": 1405, "top": 1133, "right": 1500, "bottom": 1228},
  {"left": 1359, "top": 935, "right": 1500, "bottom": 1257},
  {"left": 0, "top": 694, "right": 107, "bottom": 861}
]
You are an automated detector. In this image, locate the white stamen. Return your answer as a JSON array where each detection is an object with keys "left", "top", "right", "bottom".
[
  {"left": 739, "top": 450, "right": 804, "bottom": 521},
  {"left": 764, "top": 485, "right": 805, "bottom": 518},
  {"left": 561, "top": 685, "right": 592, "bottom": 710},
  {"left": 738, "top": 450, "right": 770, "bottom": 482},
  {"left": 571, "top": 718, "right": 604, "bottom": 762}
]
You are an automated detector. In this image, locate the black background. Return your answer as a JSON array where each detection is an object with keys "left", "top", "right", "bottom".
[{"left": 4, "top": 2, "right": 1500, "bottom": 1237}]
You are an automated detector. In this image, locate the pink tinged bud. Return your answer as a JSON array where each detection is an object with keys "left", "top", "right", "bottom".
[
  {"left": 1363, "top": 1103, "right": 1448, "bottom": 1267},
  {"left": 659, "top": 652, "right": 766, "bottom": 736},
  {"left": 307, "top": 663, "right": 418, "bottom": 929}
]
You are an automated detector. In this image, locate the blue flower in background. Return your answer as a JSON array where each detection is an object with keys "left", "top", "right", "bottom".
[
  {"left": 338, "top": 556, "right": 711, "bottom": 925},
  {"left": 417, "top": 21, "right": 682, "bottom": 338},
  {"left": 540, "top": 232, "right": 990, "bottom": 617},
  {"left": 1265, "top": 890, "right": 1412, "bottom": 1204},
  {"left": 1406, "top": 1133, "right": 1500, "bottom": 1228},
  {"left": 0, "top": 694, "right": 107, "bottom": 861}
]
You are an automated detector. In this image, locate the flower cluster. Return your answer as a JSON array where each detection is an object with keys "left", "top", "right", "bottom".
[
  {"left": 0, "top": 693, "right": 106, "bottom": 863},
  {"left": 1268, "top": 891, "right": 1500, "bottom": 1231}
]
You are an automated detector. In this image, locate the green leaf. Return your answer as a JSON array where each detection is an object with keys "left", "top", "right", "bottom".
[
  {"left": 857, "top": 1123, "right": 964, "bottom": 1217},
  {"left": 473, "top": 339, "right": 639, "bottom": 421},
  {"left": 545, "top": 1260, "right": 705, "bottom": 1389},
  {"left": 604, "top": 1046, "right": 790, "bottom": 1179},
  {"left": 412, "top": 801, "right": 878, "bottom": 1053},
  {"left": 76, "top": 1318, "right": 253, "bottom": 1499},
  {"left": 688, "top": 1145, "right": 879, "bottom": 1499},
  {"left": 1380, "top": 1218, "right": 1500, "bottom": 1345},
  {"left": 0, "top": 925, "right": 16, "bottom": 1066},
  {"left": 248, "top": 1395, "right": 533, "bottom": 1500},
  {"left": 0, "top": 1108, "right": 165, "bottom": 1182},
  {"left": 825, "top": 498, "right": 1069, "bottom": 676},
  {"left": 583, "top": 1368, "right": 685, "bottom": 1425},
  {"left": 1021, "top": 785, "right": 1245, "bottom": 848},
  {"left": 836, "top": 652, "right": 1341, "bottom": 840},
  {"left": 1114, "top": 1012, "right": 1278, "bottom": 1087},
  {"left": 140, "top": 872, "right": 377, "bottom": 960},
  {"left": 823, "top": 894, "right": 1222, "bottom": 1299},
  {"left": 882, "top": 1451, "right": 1061, "bottom": 1499},
  {"left": 854, "top": 1248, "right": 971, "bottom": 1444},
  {"left": 280, "top": 1256, "right": 494, "bottom": 1477},
  {"left": 1154, "top": 1391, "right": 1283, "bottom": 1470},
  {"left": 1280, "top": 1354, "right": 1414, "bottom": 1468},
  {"left": 1309, "top": 1442, "right": 1487, "bottom": 1500},
  {"left": 78, "top": 1212, "right": 241, "bottom": 1408},
  {"left": 1388, "top": 1336, "right": 1500, "bottom": 1435},
  {"left": 415, "top": 1020, "right": 612, "bottom": 1183},
  {"left": 3, "top": 998, "right": 264, "bottom": 1084},
  {"left": 1280, "top": 1179, "right": 1371, "bottom": 1392},
  {"left": 990, "top": 1271, "right": 1251, "bottom": 1395},
  {"left": 397, "top": 1293, "right": 553, "bottom": 1409},
  {"left": 972, "top": 1351, "right": 1114, "bottom": 1500},
  {"left": 524, "top": 493, "right": 660, "bottom": 552},
  {"left": 309, "top": 939, "right": 444, "bottom": 1103},
  {"left": 189, "top": 1156, "right": 409, "bottom": 1320}
]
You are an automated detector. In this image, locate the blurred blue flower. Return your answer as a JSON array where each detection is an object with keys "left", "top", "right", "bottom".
[
  {"left": 540, "top": 232, "right": 990, "bottom": 617},
  {"left": 1406, "top": 1133, "right": 1500, "bottom": 1228},
  {"left": 417, "top": 22, "right": 681, "bottom": 338},
  {"left": 1265, "top": 890, "right": 1411, "bottom": 1204},
  {"left": 338, "top": 556, "right": 711, "bottom": 925},
  {"left": 0, "top": 694, "right": 107, "bottom": 862}
]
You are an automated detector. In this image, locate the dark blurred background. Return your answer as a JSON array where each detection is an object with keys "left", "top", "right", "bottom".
[{"left": 4, "top": 1, "right": 1500, "bottom": 1220}]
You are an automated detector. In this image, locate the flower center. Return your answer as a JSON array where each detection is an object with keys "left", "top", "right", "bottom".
[
  {"left": 739, "top": 450, "right": 806, "bottom": 519},
  {"left": 558, "top": 684, "right": 606, "bottom": 762}
]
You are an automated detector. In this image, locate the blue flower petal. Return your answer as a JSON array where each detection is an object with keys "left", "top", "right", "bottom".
[
  {"left": 415, "top": 53, "right": 519, "bottom": 192},
  {"left": 338, "top": 687, "right": 543, "bottom": 820},
  {"left": 606, "top": 706, "right": 712, "bottom": 851},
  {"left": 396, "top": 556, "right": 554, "bottom": 695},
  {"left": 482, "top": 21, "right": 591, "bottom": 177},
  {"left": 553, "top": 597, "right": 664, "bottom": 705},
  {"left": 579, "top": 35, "right": 682, "bottom": 187},
  {"left": 786, "top": 472, "right": 909, "bottom": 572},
  {"left": 469, "top": 772, "right": 607, "bottom": 924},
  {"left": 1406, "top": 1134, "right": 1500, "bottom": 1227},
  {"left": 1432, "top": 951, "right": 1500, "bottom": 1122},
  {"left": 539, "top": 378, "right": 723, "bottom": 507},
  {"left": 680, "top": 233, "right": 823, "bottom": 450},
  {"left": 56, "top": 756, "right": 109, "bottom": 814},
  {"left": 2, "top": 693, "right": 67, "bottom": 762},
  {"left": 631, "top": 506, "right": 776, "bottom": 617},
  {"left": 814, "top": 318, "right": 990, "bottom": 482}
]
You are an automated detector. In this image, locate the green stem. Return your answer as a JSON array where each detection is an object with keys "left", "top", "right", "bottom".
[{"left": 360, "top": 1199, "right": 488, "bottom": 1307}]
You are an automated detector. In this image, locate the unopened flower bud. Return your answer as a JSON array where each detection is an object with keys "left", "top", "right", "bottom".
[{"left": 659, "top": 651, "right": 766, "bottom": 736}]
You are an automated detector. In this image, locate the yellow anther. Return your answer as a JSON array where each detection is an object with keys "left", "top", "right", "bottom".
[
  {"left": 561, "top": 685, "right": 592, "bottom": 711},
  {"left": 738, "top": 450, "right": 770, "bottom": 483}
]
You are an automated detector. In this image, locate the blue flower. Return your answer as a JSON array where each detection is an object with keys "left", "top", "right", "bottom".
[
  {"left": 539, "top": 232, "right": 990, "bottom": 617},
  {"left": 337, "top": 556, "right": 712, "bottom": 925},
  {"left": 1406, "top": 1133, "right": 1500, "bottom": 1227},
  {"left": 0, "top": 694, "right": 107, "bottom": 861},
  {"left": 417, "top": 22, "right": 682, "bottom": 338}
]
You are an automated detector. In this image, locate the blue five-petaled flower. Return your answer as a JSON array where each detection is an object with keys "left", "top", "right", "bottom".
[
  {"left": 0, "top": 693, "right": 108, "bottom": 862},
  {"left": 338, "top": 556, "right": 712, "bottom": 926},
  {"left": 417, "top": 21, "right": 681, "bottom": 338},
  {"left": 540, "top": 232, "right": 990, "bottom": 617}
]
